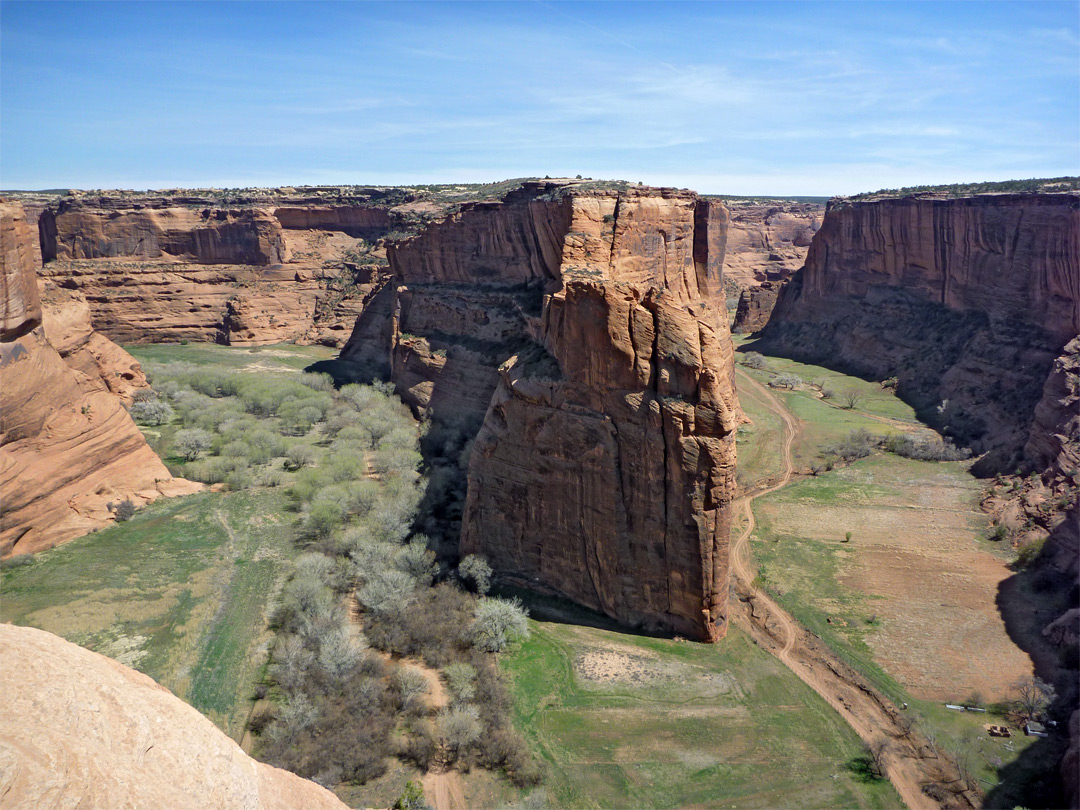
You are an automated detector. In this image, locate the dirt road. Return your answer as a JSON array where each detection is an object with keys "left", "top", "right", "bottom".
[{"left": 730, "top": 369, "right": 977, "bottom": 810}]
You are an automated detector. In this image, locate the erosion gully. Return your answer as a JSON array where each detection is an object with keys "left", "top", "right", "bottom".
[{"left": 729, "top": 368, "right": 978, "bottom": 810}]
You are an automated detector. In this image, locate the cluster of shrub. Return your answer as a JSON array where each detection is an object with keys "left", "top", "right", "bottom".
[
  {"left": 850, "top": 176, "right": 1079, "bottom": 200},
  {"left": 131, "top": 360, "right": 538, "bottom": 790},
  {"left": 813, "top": 428, "right": 970, "bottom": 473},
  {"left": 129, "top": 363, "right": 343, "bottom": 489}
]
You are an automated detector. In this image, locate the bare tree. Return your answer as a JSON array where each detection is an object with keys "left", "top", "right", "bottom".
[
  {"left": 870, "top": 739, "right": 890, "bottom": 779},
  {"left": 1013, "top": 676, "right": 1056, "bottom": 720},
  {"left": 842, "top": 390, "right": 863, "bottom": 410},
  {"left": 921, "top": 726, "right": 939, "bottom": 759}
]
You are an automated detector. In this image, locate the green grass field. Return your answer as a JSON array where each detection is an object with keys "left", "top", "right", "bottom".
[
  {"left": 500, "top": 619, "right": 902, "bottom": 809},
  {"left": 1, "top": 488, "right": 298, "bottom": 739},
  {"left": 733, "top": 337, "right": 926, "bottom": 468}
]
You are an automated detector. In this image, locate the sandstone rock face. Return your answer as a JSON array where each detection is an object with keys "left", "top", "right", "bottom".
[
  {"left": 721, "top": 200, "right": 822, "bottom": 288},
  {"left": 1, "top": 201, "right": 200, "bottom": 557},
  {"left": 274, "top": 204, "right": 392, "bottom": 234},
  {"left": 41, "top": 198, "right": 286, "bottom": 264},
  {"left": 1, "top": 202, "right": 41, "bottom": 340},
  {"left": 463, "top": 281, "right": 739, "bottom": 639},
  {"left": 40, "top": 285, "right": 149, "bottom": 403},
  {"left": 348, "top": 182, "right": 739, "bottom": 640},
  {"left": 759, "top": 193, "right": 1080, "bottom": 468},
  {"left": 1024, "top": 336, "right": 1080, "bottom": 479},
  {"left": 732, "top": 280, "right": 785, "bottom": 333},
  {"left": 0, "top": 624, "right": 349, "bottom": 810},
  {"left": 36, "top": 191, "right": 404, "bottom": 348}
]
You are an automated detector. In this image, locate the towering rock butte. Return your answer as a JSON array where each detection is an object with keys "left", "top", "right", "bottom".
[
  {"left": 0, "top": 624, "right": 349, "bottom": 810},
  {"left": 342, "top": 181, "right": 740, "bottom": 640},
  {"left": 759, "top": 192, "right": 1079, "bottom": 469},
  {"left": 1, "top": 200, "right": 199, "bottom": 558}
]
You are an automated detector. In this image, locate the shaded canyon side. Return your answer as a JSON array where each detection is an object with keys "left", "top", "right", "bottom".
[{"left": 758, "top": 192, "right": 1079, "bottom": 471}]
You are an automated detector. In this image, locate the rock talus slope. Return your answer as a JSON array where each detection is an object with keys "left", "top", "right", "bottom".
[
  {"left": 350, "top": 182, "right": 739, "bottom": 640},
  {"left": 0, "top": 624, "right": 349, "bottom": 810},
  {"left": 0, "top": 201, "right": 199, "bottom": 557}
]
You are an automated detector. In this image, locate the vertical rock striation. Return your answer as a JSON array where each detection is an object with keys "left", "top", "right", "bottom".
[
  {"left": 759, "top": 192, "right": 1080, "bottom": 468},
  {"left": 346, "top": 182, "right": 739, "bottom": 641}
]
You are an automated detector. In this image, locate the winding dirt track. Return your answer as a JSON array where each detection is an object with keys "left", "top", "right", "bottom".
[{"left": 730, "top": 369, "right": 976, "bottom": 810}]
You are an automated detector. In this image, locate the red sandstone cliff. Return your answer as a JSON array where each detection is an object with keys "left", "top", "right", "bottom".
[
  {"left": 40, "top": 198, "right": 286, "bottom": 264},
  {"left": 35, "top": 190, "right": 405, "bottom": 347},
  {"left": 721, "top": 200, "right": 822, "bottom": 288},
  {"left": 345, "top": 181, "right": 738, "bottom": 640},
  {"left": 0, "top": 624, "right": 349, "bottom": 810},
  {"left": 760, "top": 192, "right": 1080, "bottom": 468},
  {"left": 0, "top": 201, "right": 199, "bottom": 557}
]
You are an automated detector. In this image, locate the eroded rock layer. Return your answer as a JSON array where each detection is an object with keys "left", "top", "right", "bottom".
[
  {"left": 35, "top": 189, "right": 409, "bottom": 347},
  {"left": 720, "top": 199, "right": 822, "bottom": 288},
  {"left": 759, "top": 192, "right": 1080, "bottom": 468},
  {"left": 0, "top": 624, "right": 349, "bottom": 810},
  {"left": 0, "top": 201, "right": 199, "bottom": 557},
  {"left": 348, "top": 181, "right": 739, "bottom": 640}
]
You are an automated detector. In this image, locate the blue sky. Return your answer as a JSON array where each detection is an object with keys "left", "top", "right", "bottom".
[{"left": 2, "top": 1, "right": 1077, "bottom": 195}]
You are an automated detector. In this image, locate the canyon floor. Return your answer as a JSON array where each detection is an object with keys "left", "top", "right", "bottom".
[{"left": 0, "top": 340, "right": 1053, "bottom": 809}]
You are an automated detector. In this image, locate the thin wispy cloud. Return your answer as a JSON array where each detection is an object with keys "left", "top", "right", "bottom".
[{"left": 1, "top": 1, "right": 1076, "bottom": 195}]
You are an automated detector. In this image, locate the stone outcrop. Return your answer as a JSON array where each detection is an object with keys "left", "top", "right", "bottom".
[
  {"left": 758, "top": 192, "right": 1080, "bottom": 468},
  {"left": 721, "top": 200, "right": 822, "bottom": 288},
  {"left": 0, "top": 623, "right": 349, "bottom": 810},
  {"left": 732, "top": 280, "right": 785, "bottom": 333},
  {"left": 1, "top": 200, "right": 200, "bottom": 558},
  {"left": 39, "top": 285, "right": 149, "bottom": 403},
  {"left": 463, "top": 280, "right": 739, "bottom": 639},
  {"left": 342, "top": 181, "right": 739, "bottom": 640}
]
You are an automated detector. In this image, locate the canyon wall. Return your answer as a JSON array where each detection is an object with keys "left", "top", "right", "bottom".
[
  {"left": 0, "top": 201, "right": 198, "bottom": 558},
  {"left": 716, "top": 200, "right": 823, "bottom": 334},
  {"left": 343, "top": 182, "right": 739, "bottom": 640},
  {"left": 41, "top": 199, "right": 286, "bottom": 264},
  {"left": 721, "top": 200, "right": 822, "bottom": 287},
  {"left": 0, "top": 624, "right": 349, "bottom": 810},
  {"left": 35, "top": 190, "right": 406, "bottom": 347},
  {"left": 759, "top": 192, "right": 1080, "bottom": 468}
]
